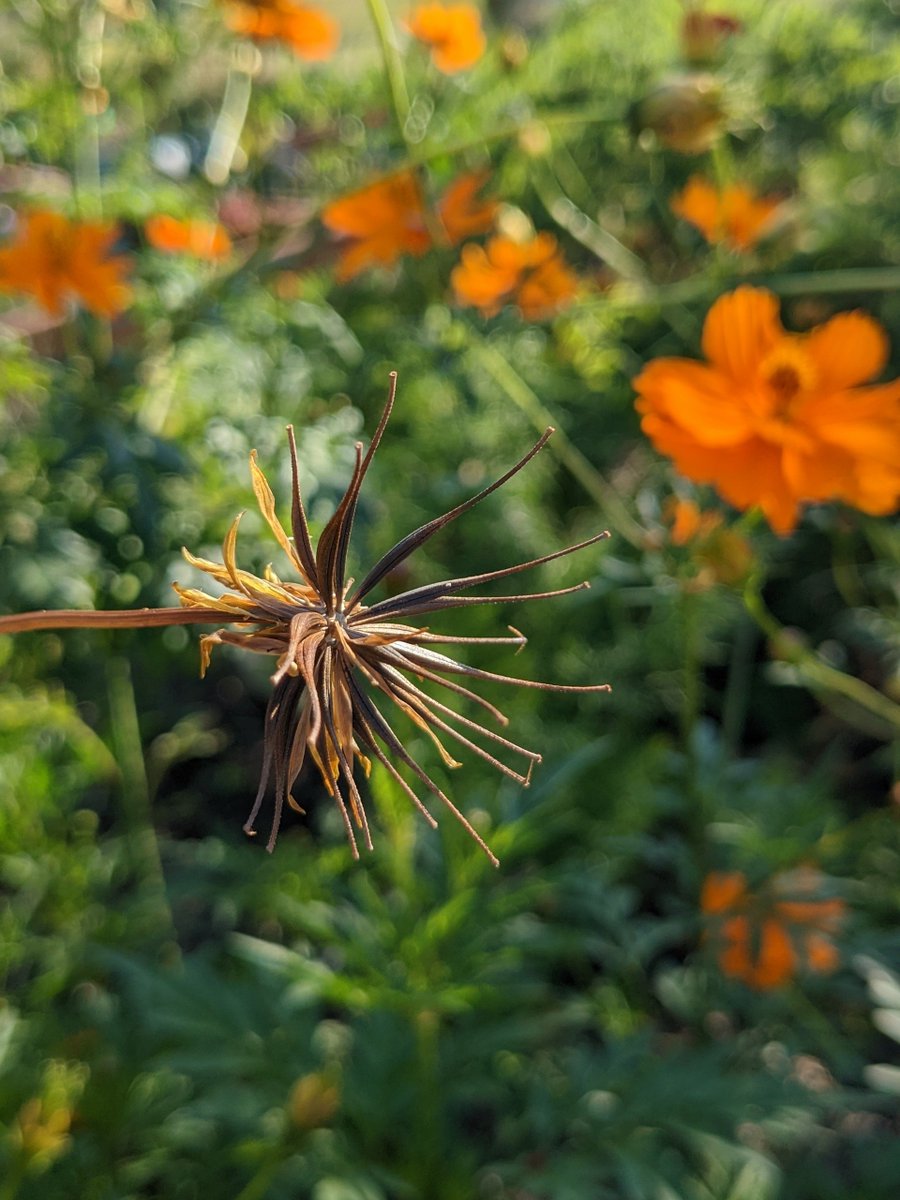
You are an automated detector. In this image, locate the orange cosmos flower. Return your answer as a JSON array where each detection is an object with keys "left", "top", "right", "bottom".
[
  {"left": 322, "top": 173, "right": 430, "bottom": 281},
  {"left": 452, "top": 232, "right": 579, "bottom": 320},
  {"left": 222, "top": 0, "right": 339, "bottom": 60},
  {"left": 0, "top": 209, "right": 132, "bottom": 318},
  {"left": 664, "top": 497, "right": 753, "bottom": 585},
  {"left": 671, "top": 177, "right": 782, "bottom": 251},
  {"left": 145, "top": 215, "right": 233, "bottom": 260},
  {"left": 702, "top": 868, "right": 845, "bottom": 990},
  {"left": 322, "top": 171, "right": 496, "bottom": 281},
  {"left": 634, "top": 287, "right": 900, "bottom": 534},
  {"left": 438, "top": 171, "right": 497, "bottom": 242},
  {"left": 407, "top": 3, "right": 486, "bottom": 73}
]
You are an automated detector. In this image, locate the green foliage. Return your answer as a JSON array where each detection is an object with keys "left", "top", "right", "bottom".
[{"left": 1, "top": 1, "right": 899, "bottom": 1197}]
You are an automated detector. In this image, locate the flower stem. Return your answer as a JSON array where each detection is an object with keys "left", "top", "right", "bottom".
[
  {"left": 366, "top": 0, "right": 411, "bottom": 141},
  {"left": 412, "top": 1008, "right": 442, "bottom": 1191},
  {"left": 467, "top": 338, "right": 646, "bottom": 547},
  {"left": 204, "top": 45, "right": 256, "bottom": 185},
  {"left": 106, "top": 656, "right": 176, "bottom": 944},
  {"left": 0, "top": 607, "right": 238, "bottom": 635},
  {"left": 743, "top": 577, "right": 900, "bottom": 737}
]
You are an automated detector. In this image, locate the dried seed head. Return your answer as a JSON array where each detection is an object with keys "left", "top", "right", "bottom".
[{"left": 177, "top": 374, "right": 610, "bottom": 863}]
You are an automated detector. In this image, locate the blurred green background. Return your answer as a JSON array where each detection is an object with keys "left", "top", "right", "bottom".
[{"left": 1, "top": 1, "right": 899, "bottom": 1197}]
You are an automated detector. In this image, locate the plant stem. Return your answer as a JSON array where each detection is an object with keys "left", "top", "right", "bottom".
[
  {"left": 106, "top": 656, "right": 176, "bottom": 943},
  {"left": 204, "top": 47, "right": 256, "bottom": 185},
  {"left": 743, "top": 577, "right": 900, "bottom": 737},
  {"left": 721, "top": 615, "right": 758, "bottom": 756},
  {"left": 0, "top": 607, "right": 240, "bottom": 635},
  {"left": 413, "top": 1008, "right": 442, "bottom": 1192},
  {"left": 233, "top": 1150, "right": 288, "bottom": 1200},
  {"left": 366, "top": 0, "right": 411, "bottom": 141},
  {"left": 468, "top": 338, "right": 646, "bottom": 547}
]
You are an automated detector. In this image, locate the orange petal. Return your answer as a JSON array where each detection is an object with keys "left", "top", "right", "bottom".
[
  {"left": 701, "top": 870, "right": 747, "bottom": 914},
  {"left": 804, "top": 311, "right": 889, "bottom": 389},
  {"left": 804, "top": 932, "right": 840, "bottom": 974},
  {"left": 748, "top": 919, "right": 795, "bottom": 989},
  {"left": 634, "top": 359, "right": 758, "bottom": 445},
  {"left": 701, "top": 286, "right": 782, "bottom": 380}
]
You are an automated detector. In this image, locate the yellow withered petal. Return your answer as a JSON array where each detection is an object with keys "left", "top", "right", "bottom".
[{"left": 250, "top": 450, "right": 306, "bottom": 579}]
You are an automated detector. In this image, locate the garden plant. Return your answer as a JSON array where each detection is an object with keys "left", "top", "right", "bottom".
[{"left": 1, "top": 1, "right": 899, "bottom": 1198}]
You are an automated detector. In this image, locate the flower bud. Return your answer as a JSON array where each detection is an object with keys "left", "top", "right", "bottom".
[
  {"left": 288, "top": 1072, "right": 340, "bottom": 1131},
  {"left": 633, "top": 75, "right": 726, "bottom": 153},
  {"left": 680, "top": 11, "right": 742, "bottom": 66}
]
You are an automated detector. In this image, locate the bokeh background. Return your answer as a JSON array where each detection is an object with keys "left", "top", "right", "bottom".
[{"left": 1, "top": 1, "right": 899, "bottom": 1197}]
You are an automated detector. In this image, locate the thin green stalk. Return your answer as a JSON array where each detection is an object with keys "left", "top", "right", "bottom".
[
  {"left": 204, "top": 49, "right": 255, "bottom": 185},
  {"left": 743, "top": 577, "right": 900, "bottom": 737},
  {"left": 76, "top": 3, "right": 105, "bottom": 212},
  {"left": 0, "top": 1163, "right": 25, "bottom": 1200},
  {"left": 468, "top": 338, "right": 646, "bottom": 548},
  {"left": 535, "top": 161, "right": 649, "bottom": 283},
  {"left": 677, "top": 587, "right": 710, "bottom": 879},
  {"left": 106, "top": 656, "right": 176, "bottom": 942},
  {"left": 579, "top": 266, "right": 900, "bottom": 315},
  {"left": 366, "top": 0, "right": 411, "bottom": 140},
  {"left": 412, "top": 1008, "right": 442, "bottom": 1192},
  {"left": 721, "top": 615, "right": 758, "bottom": 756},
  {"left": 233, "top": 1151, "right": 287, "bottom": 1200}
]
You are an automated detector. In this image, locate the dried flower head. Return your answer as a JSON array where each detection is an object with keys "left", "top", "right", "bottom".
[
  {"left": 175, "top": 375, "right": 609, "bottom": 861},
  {"left": 1, "top": 376, "right": 609, "bottom": 864}
]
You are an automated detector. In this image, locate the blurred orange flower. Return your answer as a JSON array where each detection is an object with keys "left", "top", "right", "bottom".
[
  {"left": 634, "top": 287, "right": 900, "bottom": 534},
  {"left": 322, "top": 171, "right": 495, "bottom": 281},
  {"left": 452, "top": 232, "right": 579, "bottom": 320},
  {"left": 0, "top": 209, "right": 132, "bottom": 318},
  {"left": 222, "top": 0, "right": 339, "bottom": 60},
  {"left": 407, "top": 3, "right": 486, "bottom": 73},
  {"left": 702, "top": 868, "right": 845, "bottom": 990},
  {"left": 145, "top": 215, "right": 233, "bottom": 260},
  {"left": 665, "top": 497, "right": 753, "bottom": 585},
  {"left": 666, "top": 497, "right": 721, "bottom": 545},
  {"left": 671, "top": 177, "right": 781, "bottom": 251},
  {"left": 438, "top": 172, "right": 497, "bottom": 242},
  {"left": 322, "top": 173, "right": 429, "bottom": 281}
]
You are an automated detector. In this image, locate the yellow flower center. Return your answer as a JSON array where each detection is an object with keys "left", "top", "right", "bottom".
[{"left": 760, "top": 342, "right": 817, "bottom": 418}]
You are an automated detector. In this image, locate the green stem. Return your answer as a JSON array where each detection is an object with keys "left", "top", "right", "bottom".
[
  {"left": 582, "top": 266, "right": 900, "bottom": 314},
  {"left": 413, "top": 1008, "right": 442, "bottom": 1191},
  {"left": 0, "top": 1162, "right": 25, "bottom": 1200},
  {"left": 743, "top": 577, "right": 900, "bottom": 737},
  {"left": 233, "top": 1151, "right": 287, "bottom": 1200},
  {"left": 721, "top": 615, "right": 758, "bottom": 756},
  {"left": 106, "top": 657, "right": 176, "bottom": 942},
  {"left": 76, "top": 2, "right": 105, "bottom": 212},
  {"left": 467, "top": 338, "right": 646, "bottom": 547},
  {"left": 366, "top": 0, "right": 411, "bottom": 141},
  {"left": 679, "top": 588, "right": 702, "bottom": 748},
  {"left": 535, "top": 160, "right": 649, "bottom": 283},
  {"left": 203, "top": 49, "right": 255, "bottom": 185}
]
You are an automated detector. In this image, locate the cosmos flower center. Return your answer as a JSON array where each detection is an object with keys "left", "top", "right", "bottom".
[{"left": 760, "top": 342, "right": 817, "bottom": 418}]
